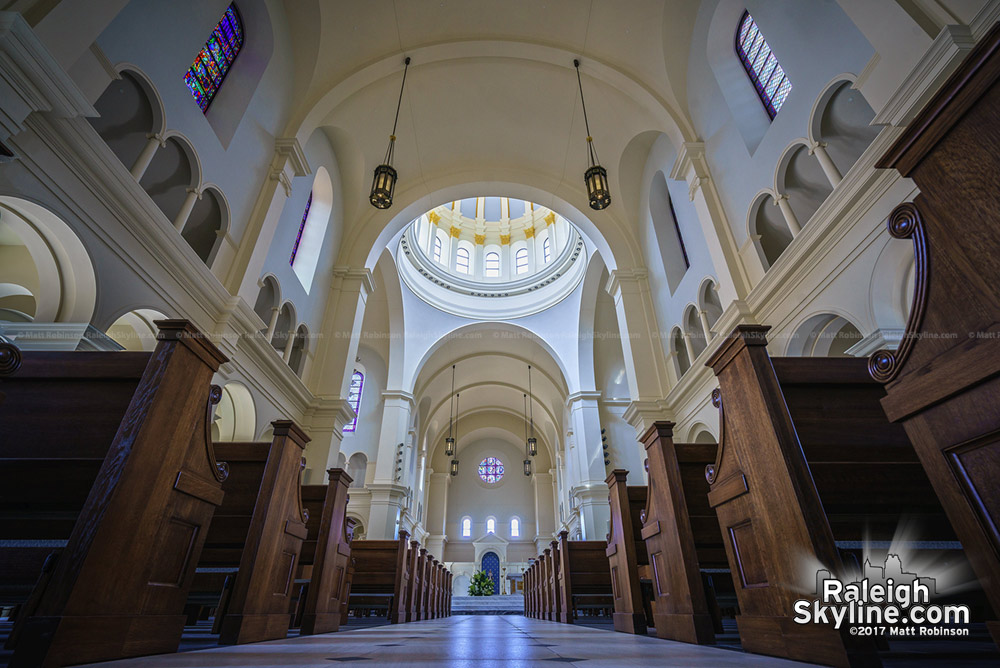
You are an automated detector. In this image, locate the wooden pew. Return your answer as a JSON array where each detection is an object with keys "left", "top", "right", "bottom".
[
  {"left": 547, "top": 539, "right": 562, "bottom": 622},
  {"left": 403, "top": 540, "right": 422, "bottom": 622},
  {"left": 555, "top": 530, "right": 613, "bottom": 623},
  {"left": 872, "top": 22, "right": 1000, "bottom": 646},
  {"left": 188, "top": 421, "right": 310, "bottom": 645},
  {"left": 606, "top": 470, "right": 648, "bottom": 635},
  {"left": 297, "top": 468, "right": 353, "bottom": 635},
  {"left": 346, "top": 531, "right": 410, "bottom": 623},
  {"left": 705, "top": 325, "right": 966, "bottom": 666},
  {"left": 637, "top": 425, "right": 730, "bottom": 644},
  {"left": 0, "top": 321, "right": 228, "bottom": 668}
]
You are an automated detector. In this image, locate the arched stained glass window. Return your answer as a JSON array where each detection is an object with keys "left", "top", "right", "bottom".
[
  {"left": 478, "top": 456, "right": 504, "bottom": 483},
  {"left": 735, "top": 11, "right": 792, "bottom": 119},
  {"left": 456, "top": 246, "right": 471, "bottom": 274},
  {"left": 542, "top": 237, "right": 551, "bottom": 263},
  {"left": 510, "top": 517, "right": 520, "bottom": 537},
  {"left": 343, "top": 371, "right": 364, "bottom": 433},
  {"left": 289, "top": 191, "right": 312, "bottom": 266},
  {"left": 486, "top": 517, "right": 496, "bottom": 534},
  {"left": 462, "top": 517, "right": 472, "bottom": 537},
  {"left": 484, "top": 251, "right": 500, "bottom": 277},
  {"left": 514, "top": 248, "right": 528, "bottom": 275},
  {"left": 184, "top": 3, "right": 244, "bottom": 113},
  {"left": 433, "top": 235, "right": 443, "bottom": 263}
]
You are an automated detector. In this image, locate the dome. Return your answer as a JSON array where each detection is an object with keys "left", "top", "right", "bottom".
[{"left": 397, "top": 198, "right": 587, "bottom": 319}]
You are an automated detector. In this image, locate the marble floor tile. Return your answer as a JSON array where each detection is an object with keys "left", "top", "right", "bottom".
[{"left": 80, "top": 616, "right": 823, "bottom": 668}]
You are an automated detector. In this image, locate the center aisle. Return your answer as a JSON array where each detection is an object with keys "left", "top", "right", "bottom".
[{"left": 80, "top": 616, "right": 818, "bottom": 667}]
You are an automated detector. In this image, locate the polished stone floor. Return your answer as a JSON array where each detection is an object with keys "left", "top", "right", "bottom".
[{"left": 82, "top": 615, "right": 816, "bottom": 667}]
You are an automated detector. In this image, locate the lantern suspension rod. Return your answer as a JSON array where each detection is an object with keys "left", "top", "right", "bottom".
[
  {"left": 448, "top": 363, "right": 455, "bottom": 438},
  {"left": 527, "top": 365, "right": 534, "bottom": 438},
  {"left": 383, "top": 56, "right": 411, "bottom": 163}
]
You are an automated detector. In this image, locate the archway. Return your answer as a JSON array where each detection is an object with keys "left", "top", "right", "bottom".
[{"left": 481, "top": 551, "right": 501, "bottom": 595}]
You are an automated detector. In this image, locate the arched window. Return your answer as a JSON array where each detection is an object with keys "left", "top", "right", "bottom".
[
  {"left": 462, "top": 517, "right": 472, "bottom": 538},
  {"left": 184, "top": 3, "right": 244, "bottom": 113},
  {"left": 433, "top": 235, "right": 443, "bottom": 263},
  {"left": 486, "top": 517, "right": 496, "bottom": 534},
  {"left": 542, "top": 237, "right": 551, "bottom": 263},
  {"left": 735, "top": 11, "right": 792, "bottom": 120},
  {"left": 343, "top": 371, "right": 364, "bottom": 433},
  {"left": 289, "top": 192, "right": 312, "bottom": 266},
  {"left": 456, "top": 246, "right": 471, "bottom": 274},
  {"left": 510, "top": 517, "right": 520, "bottom": 538},
  {"left": 514, "top": 247, "right": 529, "bottom": 274},
  {"left": 484, "top": 251, "right": 501, "bottom": 277}
]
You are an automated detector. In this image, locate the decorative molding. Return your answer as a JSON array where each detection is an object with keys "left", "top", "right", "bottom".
[
  {"left": 622, "top": 399, "right": 672, "bottom": 433},
  {"left": 565, "top": 390, "right": 602, "bottom": 408},
  {"left": 274, "top": 137, "right": 311, "bottom": 177},
  {"left": 474, "top": 233, "right": 486, "bottom": 244},
  {"left": 524, "top": 226, "right": 535, "bottom": 239},
  {"left": 845, "top": 327, "right": 904, "bottom": 357},
  {"left": 331, "top": 266, "right": 377, "bottom": 297},
  {"left": 872, "top": 24, "right": 976, "bottom": 127},
  {"left": 428, "top": 210, "right": 440, "bottom": 224},
  {"left": 449, "top": 225, "right": 461, "bottom": 238},
  {"left": 544, "top": 212, "right": 556, "bottom": 225},
  {"left": 500, "top": 233, "right": 511, "bottom": 245},
  {"left": 0, "top": 12, "right": 96, "bottom": 141},
  {"left": 604, "top": 268, "right": 648, "bottom": 299},
  {"left": 854, "top": 52, "right": 881, "bottom": 91}
]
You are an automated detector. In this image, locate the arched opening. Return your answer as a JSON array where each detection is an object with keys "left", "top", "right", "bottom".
[
  {"left": 779, "top": 143, "right": 833, "bottom": 227},
  {"left": 253, "top": 275, "right": 280, "bottom": 329},
  {"left": 347, "top": 452, "right": 368, "bottom": 488},
  {"left": 671, "top": 327, "right": 690, "bottom": 377},
  {"left": 141, "top": 135, "right": 199, "bottom": 224},
  {"left": 787, "top": 313, "right": 864, "bottom": 357},
  {"left": 0, "top": 197, "right": 97, "bottom": 325},
  {"left": 683, "top": 305, "right": 707, "bottom": 359},
  {"left": 105, "top": 308, "right": 168, "bottom": 351},
  {"left": 89, "top": 69, "right": 162, "bottom": 172},
  {"left": 288, "top": 324, "right": 309, "bottom": 377},
  {"left": 812, "top": 80, "right": 880, "bottom": 177},
  {"left": 750, "top": 193, "right": 793, "bottom": 269},
  {"left": 699, "top": 279, "right": 724, "bottom": 330},
  {"left": 183, "top": 187, "right": 226, "bottom": 265},
  {"left": 211, "top": 381, "right": 256, "bottom": 442}
]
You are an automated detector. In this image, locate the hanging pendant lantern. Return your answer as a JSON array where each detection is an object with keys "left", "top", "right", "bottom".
[
  {"left": 522, "top": 393, "right": 533, "bottom": 477},
  {"left": 450, "top": 459, "right": 459, "bottom": 476},
  {"left": 369, "top": 57, "right": 410, "bottom": 209},
  {"left": 523, "top": 458, "right": 532, "bottom": 477},
  {"left": 574, "top": 59, "right": 611, "bottom": 211}
]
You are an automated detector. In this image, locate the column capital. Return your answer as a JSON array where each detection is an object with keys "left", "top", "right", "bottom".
[
  {"left": 604, "top": 268, "right": 648, "bottom": 298},
  {"left": 668, "top": 141, "right": 708, "bottom": 180},
  {"left": 565, "top": 390, "right": 602, "bottom": 408},
  {"left": 331, "top": 266, "right": 377, "bottom": 296},
  {"left": 622, "top": 399, "right": 673, "bottom": 434},
  {"left": 381, "top": 389, "right": 415, "bottom": 409}
]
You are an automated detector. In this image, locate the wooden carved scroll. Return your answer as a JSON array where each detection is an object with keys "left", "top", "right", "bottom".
[{"left": 869, "top": 202, "right": 929, "bottom": 384}]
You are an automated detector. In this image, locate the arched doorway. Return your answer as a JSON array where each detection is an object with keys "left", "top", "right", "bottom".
[{"left": 481, "top": 551, "right": 500, "bottom": 595}]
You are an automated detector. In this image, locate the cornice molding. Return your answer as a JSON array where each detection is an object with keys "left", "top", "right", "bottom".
[
  {"left": 872, "top": 24, "right": 976, "bottom": 127},
  {"left": 0, "top": 12, "right": 95, "bottom": 141}
]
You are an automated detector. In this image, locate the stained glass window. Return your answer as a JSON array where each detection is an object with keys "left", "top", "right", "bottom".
[
  {"left": 184, "top": 4, "right": 244, "bottom": 113},
  {"left": 343, "top": 371, "right": 364, "bottom": 433},
  {"left": 478, "top": 456, "right": 504, "bottom": 483},
  {"left": 542, "top": 237, "right": 551, "bottom": 263},
  {"left": 456, "top": 246, "right": 471, "bottom": 274},
  {"left": 735, "top": 12, "right": 791, "bottom": 120},
  {"left": 515, "top": 248, "right": 528, "bottom": 274},
  {"left": 289, "top": 191, "right": 312, "bottom": 266},
  {"left": 484, "top": 251, "right": 500, "bottom": 277}
]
